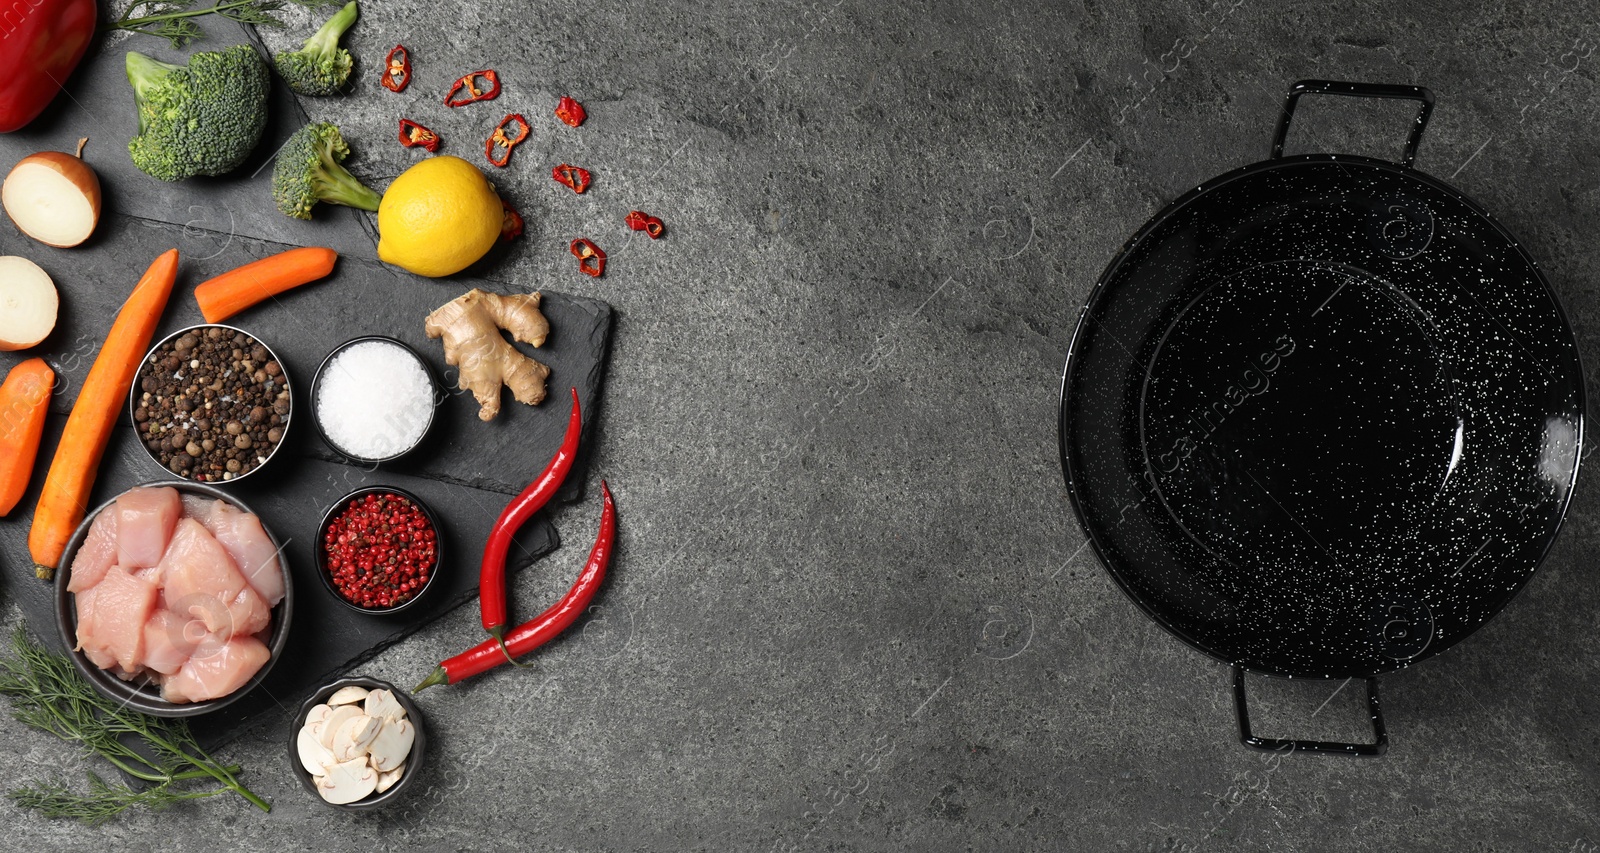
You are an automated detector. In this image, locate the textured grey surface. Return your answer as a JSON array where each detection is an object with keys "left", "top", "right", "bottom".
[{"left": 0, "top": 0, "right": 1597, "bottom": 850}]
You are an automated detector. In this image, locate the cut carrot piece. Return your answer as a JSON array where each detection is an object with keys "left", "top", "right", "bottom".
[{"left": 193, "top": 246, "right": 337, "bottom": 323}]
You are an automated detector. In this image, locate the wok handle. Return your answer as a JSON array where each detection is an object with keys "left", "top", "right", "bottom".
[
  {"left": 1232, "top": 667, "right": 1389, "bottom": 757},
  {"left": 1270, "top": 79, "right": 1436, "bottom": 168}
]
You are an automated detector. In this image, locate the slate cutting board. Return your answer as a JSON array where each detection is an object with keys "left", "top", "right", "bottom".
[{"left": 0, "top": 23, "right": 614, "bottom": 744}]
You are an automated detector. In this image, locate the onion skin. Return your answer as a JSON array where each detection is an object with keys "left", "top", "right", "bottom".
[{"left": 3, "top": 150, "right": 102, "bottom": 248}]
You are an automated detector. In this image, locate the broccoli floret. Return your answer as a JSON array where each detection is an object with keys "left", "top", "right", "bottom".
[
  {"left": 273, "top": 1, "right": 358, "bottom": 97},
  {"left": 125, "top": 45, "right": 270, "bottom": 182},
  {"left": 272, "top": 122, "right": 382, "bottom": 219}
]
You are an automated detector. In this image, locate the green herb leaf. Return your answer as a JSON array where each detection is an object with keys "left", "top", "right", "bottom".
[
  {"left": 107, "top": 0, "right": 347, "bottom": 48},
  {"left": 0, "top": 628, "right": 269, "bottom": 824}
]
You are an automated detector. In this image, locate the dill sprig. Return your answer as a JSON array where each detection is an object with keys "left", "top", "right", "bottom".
[
  {"left": 0, "top": 627, "right": 268, "bottom": 824},
  {"left": 108, "top": 0, "right": 345, "bottom": 49},
  {"left": 12, "top": 772, "right": 231, "bottom": 826}
]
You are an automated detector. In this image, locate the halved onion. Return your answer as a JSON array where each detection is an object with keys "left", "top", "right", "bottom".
[
  {"left": 0, "top": 257, "right": 59, "bottom": 351},
  {"left": 2, "top": 140, "right": 102, "bottom": 249}
]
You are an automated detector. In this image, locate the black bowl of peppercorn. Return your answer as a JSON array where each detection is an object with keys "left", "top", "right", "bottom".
[
  {"left": 315, "top": 486, "right": 443, "bottom": 615},
  {"left": 130, "top": 324, "right": 293, "bottom": 485}
]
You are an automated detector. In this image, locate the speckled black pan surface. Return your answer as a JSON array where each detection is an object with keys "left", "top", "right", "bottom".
[{"left": 1060, "top": 152, "right": 1584, "bottom": 680}]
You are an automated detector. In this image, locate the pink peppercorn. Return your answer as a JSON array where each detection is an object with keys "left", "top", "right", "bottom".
[{"left": 323, "top": 492, "right": 436, "bottom": 609}]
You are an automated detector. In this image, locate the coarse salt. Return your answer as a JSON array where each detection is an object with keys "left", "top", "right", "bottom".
[{"left": 315, "top": 341, "right": 434, "bottom": 460}]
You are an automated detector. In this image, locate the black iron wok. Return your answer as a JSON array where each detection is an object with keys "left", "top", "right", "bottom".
[{"left": 1058, "top": 80, "right": 1584, "bottom": 755}]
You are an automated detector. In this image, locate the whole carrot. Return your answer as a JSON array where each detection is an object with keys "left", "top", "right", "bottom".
[
  {"left": 416, "top": 481, "right": 614, "bottom": 692},
  {"left": 29, "top": 249, "right": 178, "bottom": 580},
  {"left": 0, "top": 358, "right": 56, "bottom": 517},
  {"left": 193, "top": 246, "right": 337, "bottom": 323}
]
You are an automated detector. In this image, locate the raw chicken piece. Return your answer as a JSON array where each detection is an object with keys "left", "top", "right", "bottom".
[
  {"left": 180, "top": 494, "right": 215, "bottom": 520},
  {"left": 81, "top": 644, "right": 115, "bottom": 671},
  {"left": 75, "top": 565, "right": 159, "bottom": 673},
  {"left": 77, "top": 588, "right": 141, "bottom": 679},
  {"left": 160, "top": 634, "right": 270, "bottom": 704},
  {"left": 115, "top": 487, "right": 182, "bottom": 569},
  {"left": 194, "top": 500, "right": 285, "bottom": 606},
  {"left": 73, "top": 583, "right": 99, "bottom": 649},
  {"left": 158, "top": 519, "right": 271, "bottom": 638},
  {"left": 142, "top": 608, "right": 219, "bottom": 676},
  {"left": 67, "top": 509, "right": 118, "bottom": 593}
]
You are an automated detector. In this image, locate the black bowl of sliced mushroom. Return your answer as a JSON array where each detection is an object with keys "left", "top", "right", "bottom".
[{"left": 289, "top": 676, "right": 424, "bottom": 809}]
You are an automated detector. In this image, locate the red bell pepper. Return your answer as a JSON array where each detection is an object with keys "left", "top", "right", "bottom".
[{"left": 0, "top": 0, "right": 98, "bottom": 133}]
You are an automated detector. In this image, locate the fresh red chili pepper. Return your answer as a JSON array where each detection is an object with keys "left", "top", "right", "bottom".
[
  {"left": 381, "top": 45, "right": 412, "bottom": 93},
  {"left": 444, "top": 69, "right": 500, "bottom": 106},
  {"left": 570, "top": 238, "right": 606, "bottom": 277},
  {"left": 397, "top": 118, "right": 440, "bottom": 152},
  {"left": 501, "top": 199, "right": 525, "bottom": 240},
  {"left": 414, "top": 481, "right": 614, "bottom": 692},
  {"left": 552, "top": 163, "right": 591, "bottom": 194},
  {"left": 485, "top": 113, "right": 530, "bottom": 167},
  {"left": 555, "top": 96, "right": 586, "bottom": 127},
  {"left": 624, "top": 210, "right": 649, "bottom": 231},
  {"left": 0, "top": 0, "right": 97, "bottom": 132},
  {"left": 478, "top": 388, "right": 580, "bottom": 647}
]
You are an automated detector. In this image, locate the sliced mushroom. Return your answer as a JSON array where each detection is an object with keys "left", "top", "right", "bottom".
[
  {"left": 363, "top": 688, "right": 405, "bottom": 722},
  {"left": 296, "top": 725, "right": 337, "bottom": 776},
  {"left": 330, "top": 713, "right": 382, "bottom": 762},
  {"left": 317, "top": 756, "right": 378, "bottom": 805},
  {"left": 327, "top": 685, "right": 370, "bottom": 706},
  {"left": 375, "top": 762, "right": 406, "bottom": 794},
  {"left": 304, "top": 703, "right": 334, "bottom": 729},
  {"left": 318, "top": 704, "right": 363, "bottom": 748},
  {"left": 367, "top": 717, "right": 415, "bottom": 772}
]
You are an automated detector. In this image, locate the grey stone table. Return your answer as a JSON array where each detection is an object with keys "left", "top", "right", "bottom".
[{"left": 1, "top": 0, "right": 1597, "bottom": 849}]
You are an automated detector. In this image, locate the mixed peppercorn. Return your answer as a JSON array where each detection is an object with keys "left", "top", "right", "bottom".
[
  {"left": 322, "top": 492, "right": 438, "bottom": 610},
  {"left": 134, "top": 327, "right": 290, "bottom": 483}
]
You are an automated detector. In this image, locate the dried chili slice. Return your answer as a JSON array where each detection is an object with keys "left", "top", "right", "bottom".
[
  {"left": 555, "top": 96, "right": 586, "bottom": 127},
  {"left": 552, "top": 163, "right": 591, "bottom": 194},
  {"left": 445, "top": 69, "right": 501, "bottom": 107},
  {"left": 625, "top": 210, "right": 666, "bottom": 239},
  {"left": 501, "top": 199, "right": 524, "bottom": 241},
  {"left": 381, "top": 45, "right": 412, "bottom": 93},
  {"left": 397, "top": 118, "right": 440, "bottom": 152},
  {"left": 485, "top": 113, "right": 530, "bottom": 167},
  {"left": 570, "top": 238, "right": 605, "bottom": 277}
]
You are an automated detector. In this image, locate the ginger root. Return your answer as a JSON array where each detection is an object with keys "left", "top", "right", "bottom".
[{"left": 424, "top": 289, "right": 551, "bottom": 421}]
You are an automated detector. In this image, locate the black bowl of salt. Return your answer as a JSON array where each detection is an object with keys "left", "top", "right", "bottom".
[{"left": 310, "top": 336, "right": 441, "bottom": 465}]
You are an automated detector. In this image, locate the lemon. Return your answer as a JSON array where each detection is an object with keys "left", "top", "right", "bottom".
[{"left": 377, "top": 156, "right": 503, "bottom": 277}]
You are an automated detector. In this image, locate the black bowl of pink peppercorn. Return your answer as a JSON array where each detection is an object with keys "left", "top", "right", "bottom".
[{"left": 315, "top": 486, "right": 443, "bottom": 615}]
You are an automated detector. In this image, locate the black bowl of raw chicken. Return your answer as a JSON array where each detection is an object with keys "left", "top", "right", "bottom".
[{"left": 54, "top": 481, "right": 293, "bottom": 717}]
